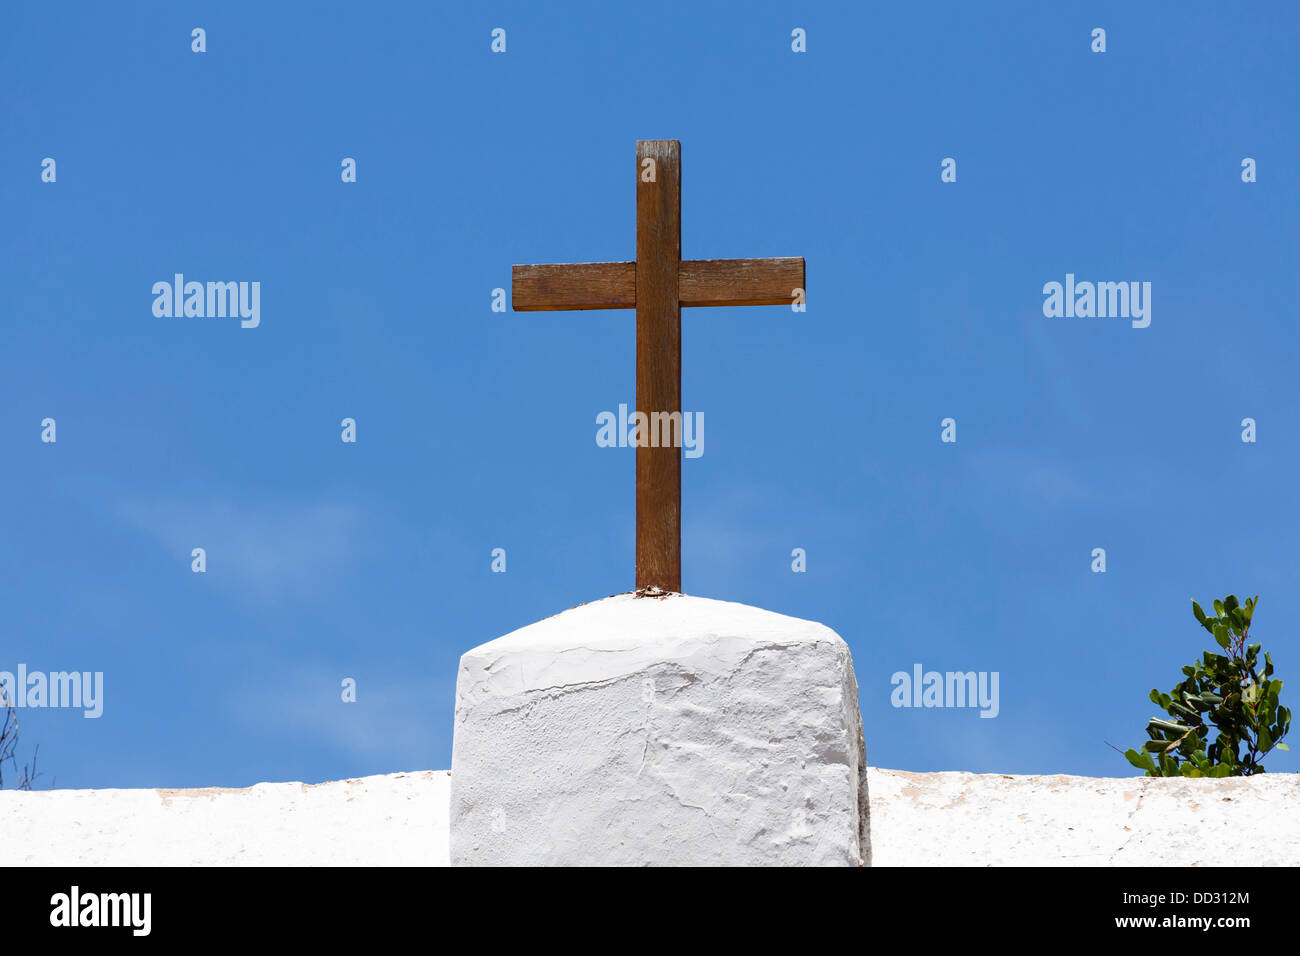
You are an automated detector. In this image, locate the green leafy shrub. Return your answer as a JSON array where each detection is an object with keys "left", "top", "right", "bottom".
[{"left": 1125, "top": 594, "right": 1290, "bottom": 777}]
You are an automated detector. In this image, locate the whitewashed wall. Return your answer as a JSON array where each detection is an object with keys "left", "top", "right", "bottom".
[
  {"left": 4, "top": 768, "right": 1296, "bottom": 866},
  {"left": 2, "top": 771, "right": 451, "bottom": 866},
  {"left": 867, "top": 769, "right": 1300, "bottom": 866}
]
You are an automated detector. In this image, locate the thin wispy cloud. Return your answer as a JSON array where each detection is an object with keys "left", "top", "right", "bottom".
[
  {"left": 970, "top": 451, "right": 1094, "bottom": 507},
  {"left": 225, "top": 665, "right": 444, "bottom": 768},
  {"left": 117, "top": 496, "right": 364, "bottom": 603}
]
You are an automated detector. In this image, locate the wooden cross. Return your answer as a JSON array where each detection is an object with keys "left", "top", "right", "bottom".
[{"left": 512, "top": 140, "right": 805, "bottom": 594}]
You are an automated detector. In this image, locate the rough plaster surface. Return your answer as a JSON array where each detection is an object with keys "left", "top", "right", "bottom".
[
  {"left": 4, "top": 768, "right": 1296, "bottom": 866},
  {"left": 449, "top": 593, "right": 870, "bottom": 866},
  {"left": 867, "top": 768, "right": 1300, "bottom": 866},
  {"left": 1, "top": 771, "right": 450, "bottom": 866}
]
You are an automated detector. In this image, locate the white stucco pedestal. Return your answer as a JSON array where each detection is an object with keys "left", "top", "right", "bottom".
[{"left": 449, "top": 592, "right": 869, "bottom": 866}]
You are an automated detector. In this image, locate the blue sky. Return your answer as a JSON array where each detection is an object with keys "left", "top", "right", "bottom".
[{"left": 2, "top": 1, "right": 1297, "bottom": 788}]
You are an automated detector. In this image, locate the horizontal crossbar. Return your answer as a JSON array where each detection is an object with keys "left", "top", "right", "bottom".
[{"left": 512, "top": 257, "right": 804, "bottom": 311}]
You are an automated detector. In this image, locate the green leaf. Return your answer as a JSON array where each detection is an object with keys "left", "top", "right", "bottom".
[
  {"left": 1125, "top": 749, "right": 1157, "bottom": 773},
  {"left": 1277, "top": 743, "right": 1290, "bottom": 752},
  {"left": 1192, "top": 600, "right": 1207, "bottom": 624},
  {"left": 1170, "top": 701, "right": 1200, "bottom": 720}
]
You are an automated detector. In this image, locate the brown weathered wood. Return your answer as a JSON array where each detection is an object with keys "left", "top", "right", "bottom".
[
  {"left": 512, "top": 258, "right": 804, "bottom": 311},
  {"left": 679, "top": 257, "right": 804, "bottom": 308},
  {"left": 509, "top": 140, "right": 805, "bottom": 595},
  {"left": 512, "top": 262, "right": 635, "bottom": 311},
  {"left": 635, "top": 140, "right": 681, "bottom": 593}
]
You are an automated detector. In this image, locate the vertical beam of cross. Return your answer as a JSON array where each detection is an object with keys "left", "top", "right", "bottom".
[{"left": 635, "top": 140, "right": 682, "bottom": 593}]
